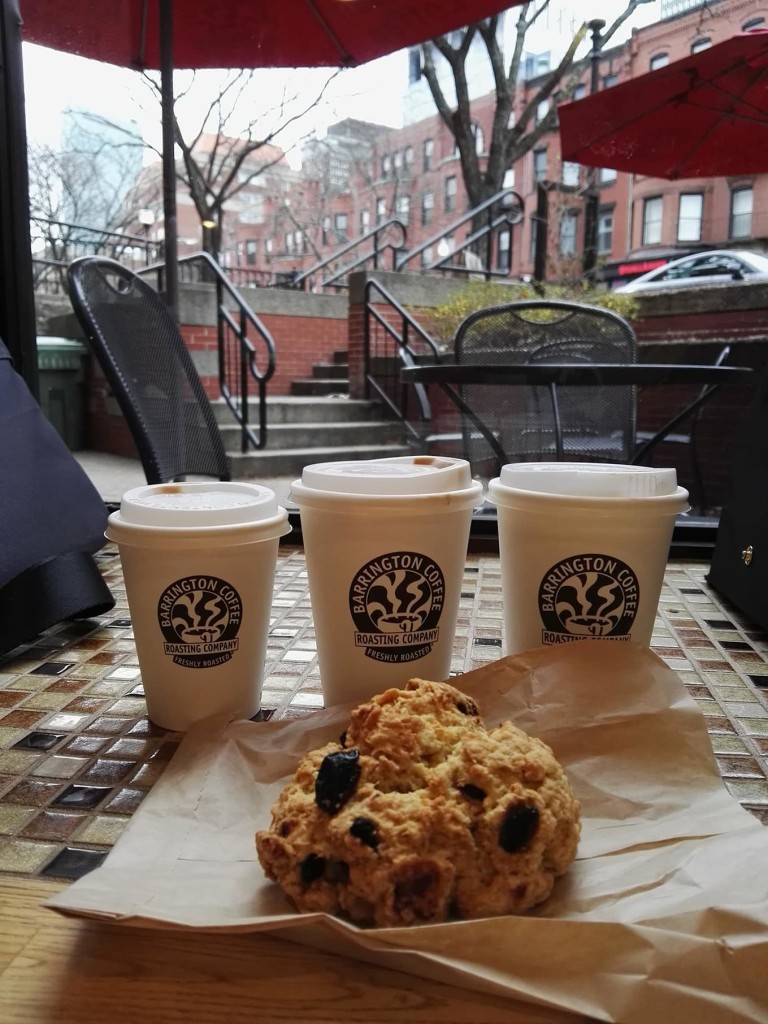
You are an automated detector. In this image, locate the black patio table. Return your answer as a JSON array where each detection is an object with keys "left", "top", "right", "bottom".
[{"left": 401, "top": 362, "right": 754, "bottom": 464}]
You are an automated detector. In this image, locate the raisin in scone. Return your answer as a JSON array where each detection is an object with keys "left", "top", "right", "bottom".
[{"left": 256, "top": 678, "right": 580, "bottom": 928}]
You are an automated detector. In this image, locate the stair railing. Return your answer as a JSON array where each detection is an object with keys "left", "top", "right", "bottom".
[
  {"left": 363, "top": 277, "right": 442, "bottom": 443},
  {"left": 142, "top": 251, "right": 277, "bottom": 454},
  {"left": 395, "top": 187, "right": 523, "bottom": 279},
  {"left": 287, "top": 219, "right": 407, "bottom": 293}
]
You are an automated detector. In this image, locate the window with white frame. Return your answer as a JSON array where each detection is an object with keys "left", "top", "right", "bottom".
[
  {"left": 245, "top": 239, "right": 257, "bottom": 265},
  {"left": 322, "top": 216, "right": 331, "bottom": 246},
  {"left": 650, "top": 53, "right": 669, "bottom": 70},
  {"left": 445, "top": 175, "right": 457, "bottom": 212},
  {"left": 599, "top": 166, "right": 617, "bottom": 184},
  {"left": 730, "top": 186, "right": 753, "bottom": 238},
  {"left": 642, "top": 196, "right": 663, "bottom": 245},
  {"left": 396, "top": 195, "right": 410, "bottom": 225},
  {"left": 381, "top": 154, "right": 390, "bottom": 178},
  {"left": 393, "top": 151, "right": 402, "bottom": 173},
  {"left": 285, "top": 232, "right": 294, "bottom": 253},
  {"left": 376, "top": 197, "right": 387, "bottom": 224},
  {"left": 423, "top": 138, "right": 434, "bottom": 171},
  {"left": 533, "top": 148, "right": 547, "bottom": 183},
  {"left": 265, "top": 238, "right": 273, "bottom": 254},
  {"left": 422, "top": 191, "right": 434, "bottom": 226},
  {"left": 334, "top": 212, "right": 348, "bottom": 240},
  {"left": 691, "top": 37, "right": 711, "bottom": 52},
  {"left": 562, "top": 161, "right": 580, "bottom": 187},
  {"left": 677, "top": 193, "right": 703, "bottom": 241},
  {"left": 558, "top": 210, "right": 578, "bottom": 257},
  {"left": 472, "top": 123, "right": 485, "bottom": 154},
  {"left": 597, "top": 207, "right": 614, "bottom": 254},
  {"left": 360, "top": 209, "right": 370, "bottom": 234},
  {"left": 497, "top": 227, "right": 511, "bottom": 271}
]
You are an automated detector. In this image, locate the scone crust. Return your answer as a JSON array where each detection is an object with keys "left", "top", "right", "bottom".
[{"left": 256, "top": 678, "right": 580, "bottom": 927}]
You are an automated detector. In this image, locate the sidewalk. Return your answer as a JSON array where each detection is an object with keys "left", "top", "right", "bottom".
[{"left": 73, "top": 450, "right": 296, "bottom": 506}]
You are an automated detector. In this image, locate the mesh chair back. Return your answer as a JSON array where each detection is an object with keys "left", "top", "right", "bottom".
[
  {"left": 67, "top": 257, "right": 230, "bottom": 484},
  {"left": 454, "top": 300, "right": 637, "bottom": 473}
]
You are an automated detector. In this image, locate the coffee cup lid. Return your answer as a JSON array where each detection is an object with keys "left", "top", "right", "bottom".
[
  {"left": 496, "top": 462, "right": 679, "bottom": 498},
  {"left": 297, "top": 456, "right": 474, "bottom": 496},
  {"left": 117, "top": 481, "right": 281, "bottom": 528}
]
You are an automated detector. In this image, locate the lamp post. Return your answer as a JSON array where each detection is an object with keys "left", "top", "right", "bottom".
[{"left": 582, "top": 18, "right": 605, "bottom": 284}]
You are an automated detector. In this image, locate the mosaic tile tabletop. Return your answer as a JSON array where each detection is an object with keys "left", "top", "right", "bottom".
[{"left": 0, "top": 543, "right": 766, "bottom": 882}]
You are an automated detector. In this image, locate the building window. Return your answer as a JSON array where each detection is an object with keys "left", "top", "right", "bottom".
[
  {"left": 294, "top": 229, "right": 304, "bottom": 253},
  {"left": 503, "top": 167, "right": 516, "bottom": 189},
  {"left": 743, "top": 17, "right": 765, "bottom": 30},
  {"left": 334, "top": 212, "right": 348, "bottom": 241},
  {"left": 677, "top": 193, "right": 703, "bottom": 241},
  {"left": 535, "top": 99, "right": 550, "bottom": 125},
  {"left": 376, "top": 197, "right": 387, "bottom": 224},
  {"left": 445, "top": 175, "right": 457, "bottom": 212},
  {"left": 472, "top": 123, "right": 485, "bottom": 154},
  {"left": 408, "top": 48, "right": 421, "bottom": 84},
  {"left": 321, "top": 216, "right": 331, "bottom": 246},
  {"left": 599, "top": 166, "right": 617, "bottom": 184},
  {"left": 360, "top": 208, "right": 370, "bottom": 234},
  {"left": 285, "top": 232, "right": 294, "bottom": 253},
  {"left": 603, "top": 73, "right": 618, "bottom": 88},
  {"left": 650, "top": 53, "right": 669, "bottom": 70},
  {"left": 265, "top": 238, "right": 273, "bottom": 254},
  {"left": 533, "top": 148, "right": 547, "bottom": 183},
  {"left": 642, "top": 196, "right": 663, "bottom": 245},
  {"left": 730, "top": 186, "right": 753, "bottom": 238},
  {"left": 423, "top": 138, "right": 433, "bottom": 171},
  {"left": 421, "top": 191, "right": 434, "bottom": 226},
  {"left": 404, "top": 145, "right": 414, "bottom": 167},
  {"left": 572, "top": 83, "right": 587, "bottom": 101},
  {"left": 396, "top": 195, "right": 410, "bottom": 225},
  {"left": 497, "top": 226, "right": 511, "bottom": 271},
  {"left": 562, "top": 161, "right": 580, "bottom": 187},
  {"left": 245, "top": 239, "right": 257, "bottom": 265},
  {"left": 393, "top": 151, "right": 402, "bottom": 173},
  {"left": 420, "top": 244, "right": 434, "bottom": 268},
  {"left": 691, "top": 37, "right": 711, "bottom": 52},
  {"left": 381, "top": 154, "right": 390, "bottom": 178},
  {"left": 558, "top": 210, "right": 578, "bottom": 257},
  {"left": 597, "top": 207, "right": 614, "bottom": 254}
]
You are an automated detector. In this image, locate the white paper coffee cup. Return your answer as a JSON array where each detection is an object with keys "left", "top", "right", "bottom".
[
  {"left": 106, "top": 482, "right": 291, "bottom": 730},
  {"left": 487, "top": 463, "right": 689, "bottom": 655},
  {"left": 291, "top": 456, "right": 483, "bottom": 707}
]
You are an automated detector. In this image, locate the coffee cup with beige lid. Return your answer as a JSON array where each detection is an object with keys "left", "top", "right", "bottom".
[
  {"left": 487, "top": 462, "right": 689, "bottom": 655},
  {"left": 106, "top": 481, "right": 290, "bottom": 730},
  {"left": 291, "top": 455, "right": 483, "bottom": 707}
]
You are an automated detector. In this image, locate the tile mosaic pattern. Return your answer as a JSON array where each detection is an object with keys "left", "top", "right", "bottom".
[{"left": 0, "top": 546, "right": 766, "bottom": 882}]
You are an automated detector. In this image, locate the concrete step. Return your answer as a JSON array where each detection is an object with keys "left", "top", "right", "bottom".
[
  {"left": 227, "top": 442, "right": 413, "bottom": 479},
  {"left": 219, "top": 419, "right": 404, "bottom": 450},
  {"left": 291, "top": 379, "right": 349, "bottom": 397},
  {"left": 312, "top": 363, "right": 348, "bottom": 380},
  {"left": 210, "top": 396, "right": 380, "bottom": 425}
]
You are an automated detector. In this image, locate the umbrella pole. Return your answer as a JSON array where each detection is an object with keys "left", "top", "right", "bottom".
[
  {"left": 0, "top": 0, "right": 38, "bottom": 394},
  {"left": 160, "top": 0, "right": 179, "bottom": 320}
]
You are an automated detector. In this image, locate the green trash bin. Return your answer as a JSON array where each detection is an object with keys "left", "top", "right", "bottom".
[{"left": 36, "top": 337, "right": 88, "bottom": 451}]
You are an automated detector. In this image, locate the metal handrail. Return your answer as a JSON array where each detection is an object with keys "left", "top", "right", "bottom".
[
  {"left": 289, "top": 219, "right": 407, "bottom": 292},
  {"left": 168, "top": 251, "right": 277, "bottom": 454},
  {"left": 363, "top": 277, "right": 442, "bottom": 442},
  {"left": 395, "top": 187, "right": 523, "bottom": 278}
]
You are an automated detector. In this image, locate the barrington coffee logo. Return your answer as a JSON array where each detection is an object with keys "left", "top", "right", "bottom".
[
  {"left": 538, "top": 553, "right": 639, "bottom": 644},
  {"left": 158, "top": 575, "right": 242, "bottom": 668},
  {"left": 349, "top": 550, "right": 445, "bottom": 664}
]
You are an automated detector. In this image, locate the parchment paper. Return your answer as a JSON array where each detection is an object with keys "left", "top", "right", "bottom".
[{"left": 46, "top": 641, "right": 768, "bottom": 1023}]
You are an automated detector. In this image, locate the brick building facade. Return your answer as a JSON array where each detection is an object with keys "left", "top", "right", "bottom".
[{"left": 140, "top": 1, "right": 768, "bottom": 290}]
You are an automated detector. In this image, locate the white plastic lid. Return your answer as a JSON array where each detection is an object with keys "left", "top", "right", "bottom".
[
  {"left": 495, "top": 462, "right": 679, "bottom": 498},
  {"left": 296, "top": 456, "right": 474, "bottom": 496},
  {"left": 116, "top": 481, "right": 280, "bottom": 528}
]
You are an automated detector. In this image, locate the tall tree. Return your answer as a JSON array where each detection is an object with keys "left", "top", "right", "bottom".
[{"left": 419, "top": 3, "right": 646, "bottom": 214}]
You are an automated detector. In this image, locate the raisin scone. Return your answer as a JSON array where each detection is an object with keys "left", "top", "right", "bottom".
[{"left": 256, "top": 678, "right": 580, "bottom": 928}]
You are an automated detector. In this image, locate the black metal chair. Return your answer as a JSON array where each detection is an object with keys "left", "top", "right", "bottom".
[
  {"left": 67, "top": 256, "right": 230, "bottom": 485},
  {"left": 453, "top": 300, "right": 637, "bottom": 475}
]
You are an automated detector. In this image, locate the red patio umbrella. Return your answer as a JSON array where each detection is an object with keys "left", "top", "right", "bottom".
[
  {"left": 558, "top": 30, "right": 768, "bottom": 180},
  {"left": 19, "top": 0, "right": 525, "bottom": 318}
]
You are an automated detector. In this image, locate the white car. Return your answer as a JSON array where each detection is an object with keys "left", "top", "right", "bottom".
[{"left": 616, "top": 249, "right": 768, "bottom": 293}]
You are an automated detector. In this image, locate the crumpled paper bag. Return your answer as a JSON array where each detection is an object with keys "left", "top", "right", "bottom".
[{"left": 46, "top": 641, "right": 768, "bottom": 1023}]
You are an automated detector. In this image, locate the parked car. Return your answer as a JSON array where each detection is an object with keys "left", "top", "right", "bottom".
[{"left": 616, "top": 249, "right": 768, "bottom": 293}]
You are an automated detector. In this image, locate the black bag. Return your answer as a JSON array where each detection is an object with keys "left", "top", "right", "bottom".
[
  {"left": 0, "top": 338, "right": 114, "bottom": 654},
  {"left": 708, "top": 365, "right": 768, "bottom": 629}
]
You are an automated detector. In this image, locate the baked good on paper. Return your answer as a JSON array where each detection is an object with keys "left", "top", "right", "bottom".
[{"left": 256, "top": 679, "right": 581, "bottom": 927}]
